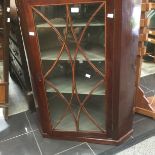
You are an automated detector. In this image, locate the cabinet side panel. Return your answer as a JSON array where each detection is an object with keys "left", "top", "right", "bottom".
[{"left": 112, "top": 0, "right": 142, "bottom": 139}]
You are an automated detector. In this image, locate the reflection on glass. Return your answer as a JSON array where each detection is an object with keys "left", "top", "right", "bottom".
[
  {"left": 33, "top": 3, "right": 106, "bottom": 132},
  {"left": 79, "top": 95, "right": 105, "bottom": 131},
  {"left": 47, "top": 94, "right": 76, "bottom": 131}
]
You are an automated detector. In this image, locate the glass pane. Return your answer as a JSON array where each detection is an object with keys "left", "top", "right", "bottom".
[
  {"left": 72, "top": 3, "right": 105, "bottom": 131},
  {"left": 75, "top": 62, "right": 105, "bottom": 95},
  {"left": 33, "top": 2, "right": 106, "bottom": 133},
  {"left": 42, "top": 61, "right": 73, "bottom": 94},
  {"left": 47, "top": 93, "right": 76, "bottom": 131},
  {"left": 79, "top": 95, "right": 105, "bottom": 131}
]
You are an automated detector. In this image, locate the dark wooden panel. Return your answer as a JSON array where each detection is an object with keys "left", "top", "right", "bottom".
[{"left": 111, "top": 0, "right": 142, "bottom": 139}]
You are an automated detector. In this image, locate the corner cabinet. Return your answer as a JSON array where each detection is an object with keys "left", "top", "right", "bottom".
[{"left": 16, "top": 0, "right": 142, "bottom": 144}]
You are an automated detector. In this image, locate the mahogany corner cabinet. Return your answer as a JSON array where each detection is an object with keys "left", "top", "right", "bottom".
[{"left": 16, "top": 0, "right": 142, "bottom": 145}]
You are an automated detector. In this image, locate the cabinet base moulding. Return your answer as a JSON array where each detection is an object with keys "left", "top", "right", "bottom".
[{"left": 41, "top": 129, "right": 133, "bottom": 145}]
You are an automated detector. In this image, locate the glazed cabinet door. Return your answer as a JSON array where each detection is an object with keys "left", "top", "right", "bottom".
[{"left": 32, "top": 2, "right": 106, "bottom": 133}]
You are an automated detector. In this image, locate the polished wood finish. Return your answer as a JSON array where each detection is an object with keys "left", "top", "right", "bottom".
[{"left": 16, "top": 0, "right": 142, "bottom": 144}]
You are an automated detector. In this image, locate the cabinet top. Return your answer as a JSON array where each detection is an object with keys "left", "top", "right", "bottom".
[{"left": 18, "top": 0, "right": 106, "bottom": 6}]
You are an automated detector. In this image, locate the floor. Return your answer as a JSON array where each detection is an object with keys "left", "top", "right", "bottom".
[
  {"left": 0, "top": 78, "right": 155, "bottom": 155},
  {"left": 8, "top": 76, "right": 29, "bottom": 116},
  {"left": 0, "top": 110, "right": 155, "bottom": 155},
  {"left": 115, "top": 136, "right": 155, "bottom": 155}
]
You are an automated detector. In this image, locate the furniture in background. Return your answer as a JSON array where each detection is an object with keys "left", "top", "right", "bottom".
[
  {"left": 135, "top": 0, "right": 155, "bottom": 119},
  {"left": 16, "top": 0, "right": 141, "bottom": 144},
  {"left": 0, "top": 0, "right": 10, "bottom": 119},
  {"left": 9, "top": 0, "right": 36, "bottom": 111}
]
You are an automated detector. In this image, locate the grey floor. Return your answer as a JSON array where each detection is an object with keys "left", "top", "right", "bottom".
[
  {"left": 8, "top": 76, "right": 29, "bottom": 116},
  {"left": 0, "top": 78, "right": 155, "bottom": 155},
  {"left": 116, "top": 136, "right": 155, "bottom": 155}
]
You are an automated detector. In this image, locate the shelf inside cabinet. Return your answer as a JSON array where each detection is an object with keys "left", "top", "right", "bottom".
[
  {"left": 36, "top": 18, "right": 104, "bottom": 28},
  {"left": 41, "top": 46, "right": 105, "bottom": 61},
  {"left": 46, "top": 77, "right": 105, "bottom": 95}
]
